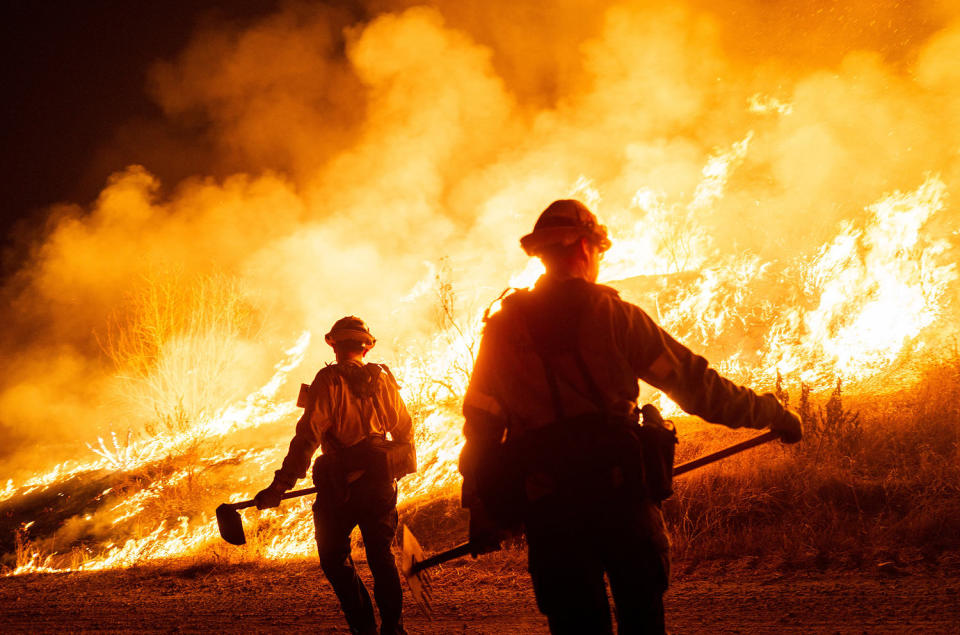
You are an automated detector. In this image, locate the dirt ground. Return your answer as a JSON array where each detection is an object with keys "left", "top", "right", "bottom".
[{"left": 3, "top": 552, "right": 960, "bottom": 634}]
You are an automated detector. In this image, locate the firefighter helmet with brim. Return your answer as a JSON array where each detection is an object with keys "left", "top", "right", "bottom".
[
  {"left": 325, "top": 316, "right": 376, "bottom": 350},
  {"left": 519, "top": 199, "right": 612, "bottom": 257}
]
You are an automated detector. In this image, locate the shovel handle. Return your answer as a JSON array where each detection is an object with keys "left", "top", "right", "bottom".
[
  {"left": 673, "top": 430, "right": 779, "bottom": 477},
  {"left": 410, "top": 542, "right": 473, "bottom": 575},
  {"left": 230, "top": 486, "right": 319, "bottom": 510}
]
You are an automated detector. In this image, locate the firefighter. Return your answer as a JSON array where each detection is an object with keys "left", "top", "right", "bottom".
[
  {"left": 255, "top": 316, "right": 416, "bottom": 635},
  {"left": 458, "top": 200, "right": 802, "bottom": 634}
]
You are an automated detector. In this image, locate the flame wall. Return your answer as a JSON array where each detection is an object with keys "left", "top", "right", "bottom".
[{"left": 2, "top": 0, "right": 959, "bottom": 480}]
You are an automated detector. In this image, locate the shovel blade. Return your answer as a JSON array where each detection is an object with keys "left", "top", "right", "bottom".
[
  {"left": 216, "top": 503, "right": 246, "bottom": 545},
  {"left": 400, "top": 525, "right": 432, "bottom": 618}
]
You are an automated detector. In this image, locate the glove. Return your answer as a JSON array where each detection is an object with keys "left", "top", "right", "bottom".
[
  {"left": 254, "top": 483, "right": 285, "bottom": 509},
  {"left": 468, "top": 502, "right": 504, "bottom": 557},
  {"left": 770, "top": 409, "right": 803, "bottom": 444}
]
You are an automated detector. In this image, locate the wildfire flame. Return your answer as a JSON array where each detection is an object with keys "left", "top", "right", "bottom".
[
  {"left": 3, "top": 3, "right": 959, "bottom": 575},
  {"left": 8, "top": 165, "right": 954, "bottom": 575}
]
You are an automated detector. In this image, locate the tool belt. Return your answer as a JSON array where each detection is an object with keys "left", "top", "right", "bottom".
[
  {"left": 635, "top": 412, "right": 678, "bottom": 503},
  {"left": 313, "top": 435, "right": 416, "bottom": 493},
  {"left": 474, "top": 408, "right": 677, "bottom": 529},
  {"left": 372, "top": 435, "right": 417, "bottom": 481},
  {"left": 522, "top": 414, "right": 646, "bottom": 513}
]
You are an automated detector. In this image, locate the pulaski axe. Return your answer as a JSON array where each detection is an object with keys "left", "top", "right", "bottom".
[
  {"left": 216, "top": 487, "right": 318, "bottom": 546},
  {"left": 400, "top": 429, "right": 781, "bottom": 614}
]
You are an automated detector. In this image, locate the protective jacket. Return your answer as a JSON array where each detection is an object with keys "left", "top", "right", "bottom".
[
  {"left": 460, "top": 198, "right": 799, "bottom": 634},
  {"left": 460, "top": 273, "right": 793, "bottom": 515},
  {"left": 271, "top": 360, "right": 414, "bottom": 491}
]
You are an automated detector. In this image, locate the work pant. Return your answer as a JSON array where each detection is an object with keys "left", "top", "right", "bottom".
[
  {"left": 525, "top": 495, "right": 669, "bottom": 635},
  {"left": 313, "top": 471, "right": 404, "bottom": 635}
]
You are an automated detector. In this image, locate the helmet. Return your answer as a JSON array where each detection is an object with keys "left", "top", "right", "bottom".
[
  {"left": 325, "top": 316, "right": 376, "bottom": 350},
  {"left": 519, "top": 199, "right": 612, "bottom": 257}
]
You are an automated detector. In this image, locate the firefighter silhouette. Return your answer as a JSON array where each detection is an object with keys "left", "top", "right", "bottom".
[
  {"left": 459, "top": 199, "right": 802, "bottom": 634},
  {"left": 256, "top": 316, "right": 416, "bottom": 635}
]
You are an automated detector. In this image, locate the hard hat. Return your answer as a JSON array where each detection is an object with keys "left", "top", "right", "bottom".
[
  {"left": 519, "top": 199, "right": 612, "bottom": 257},
  {"left": 325, "top": 316, "right": 376, "bottom": 350}
]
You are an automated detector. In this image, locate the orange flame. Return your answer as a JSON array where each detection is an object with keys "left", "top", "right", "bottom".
[{"left": 5, "top": 4, "right": 960, "bottom": 574}]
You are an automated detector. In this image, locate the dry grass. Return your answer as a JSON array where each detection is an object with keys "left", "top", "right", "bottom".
[
  {"left": 5, "top": 297, "right": 959, "bottom": 577},
  {"left": 666, "top": 357, "right": 960, "bottom": 571}
]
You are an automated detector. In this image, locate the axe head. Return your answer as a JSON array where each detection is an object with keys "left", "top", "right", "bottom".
[
  {"left": 400, "top": 525, "right": 433, "bottom": 618},
  {"left": 216, "top": 503, "right": 246, "bottom": 546}
]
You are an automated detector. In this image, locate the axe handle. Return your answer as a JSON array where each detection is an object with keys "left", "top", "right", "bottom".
[
  {"left": 673, "top": 430, "right": 780, "bottom": 477},
  {"left": 230, "top": 486, "right": 319, "bottom": 511},
  {"left": 410, "top": 542, "right": 473, "bottom": 575}
]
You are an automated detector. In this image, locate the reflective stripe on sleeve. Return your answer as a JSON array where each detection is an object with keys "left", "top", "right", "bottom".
[
  {"left": 648, "top": 351, "right": 674, "bottom": 380},
  {"left": 463, "top": 389, "right": 504, "bottom": 418}
]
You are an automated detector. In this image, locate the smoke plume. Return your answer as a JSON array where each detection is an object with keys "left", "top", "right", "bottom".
[{"left": 2, "top": 1, "right": 958, "bottom": 476}]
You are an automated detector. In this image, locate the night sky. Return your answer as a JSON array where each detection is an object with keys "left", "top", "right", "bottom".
[{"left": 0, "top": 1, "right": 282, "bottom": 264}]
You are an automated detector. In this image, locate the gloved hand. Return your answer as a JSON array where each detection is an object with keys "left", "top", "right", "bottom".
[
  {"left": 770, "top": 409, "right": 803, "bottom": 444},
  {"left": 468, "top": 502, "right": 504, "bottom": 557},
  {"left": 254, "top": 483, "right": 285, "bottom": 509}
]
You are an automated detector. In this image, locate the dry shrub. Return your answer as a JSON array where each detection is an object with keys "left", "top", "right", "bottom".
[
  {"left": 83, "top": 271, "right": 261, "bottom": 539},
  {"left": 401, "top": 260, "right": 480, "bottom": 421},
  {"left": 103, "top": 270, "right": 260, "bottom": 442}
]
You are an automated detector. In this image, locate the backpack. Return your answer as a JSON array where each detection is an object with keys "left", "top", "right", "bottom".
[{"left": 307, "top": 363, "right": 417, "bottom": 484}]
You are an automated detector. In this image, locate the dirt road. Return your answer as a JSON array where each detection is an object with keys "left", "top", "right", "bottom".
[{"left": 2, "top": 555, "right": 959, "bottom": 633}]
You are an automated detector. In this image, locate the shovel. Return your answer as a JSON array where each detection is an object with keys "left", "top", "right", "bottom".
[
  {"left": 399, "top": 525, "right": 446, "bottom": 618},
  {"left": 400, "top": 429, "right": 781, "bottom": 610},
  {"left": 216, "top": 486, "right": 318, "bottom": 546}
]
